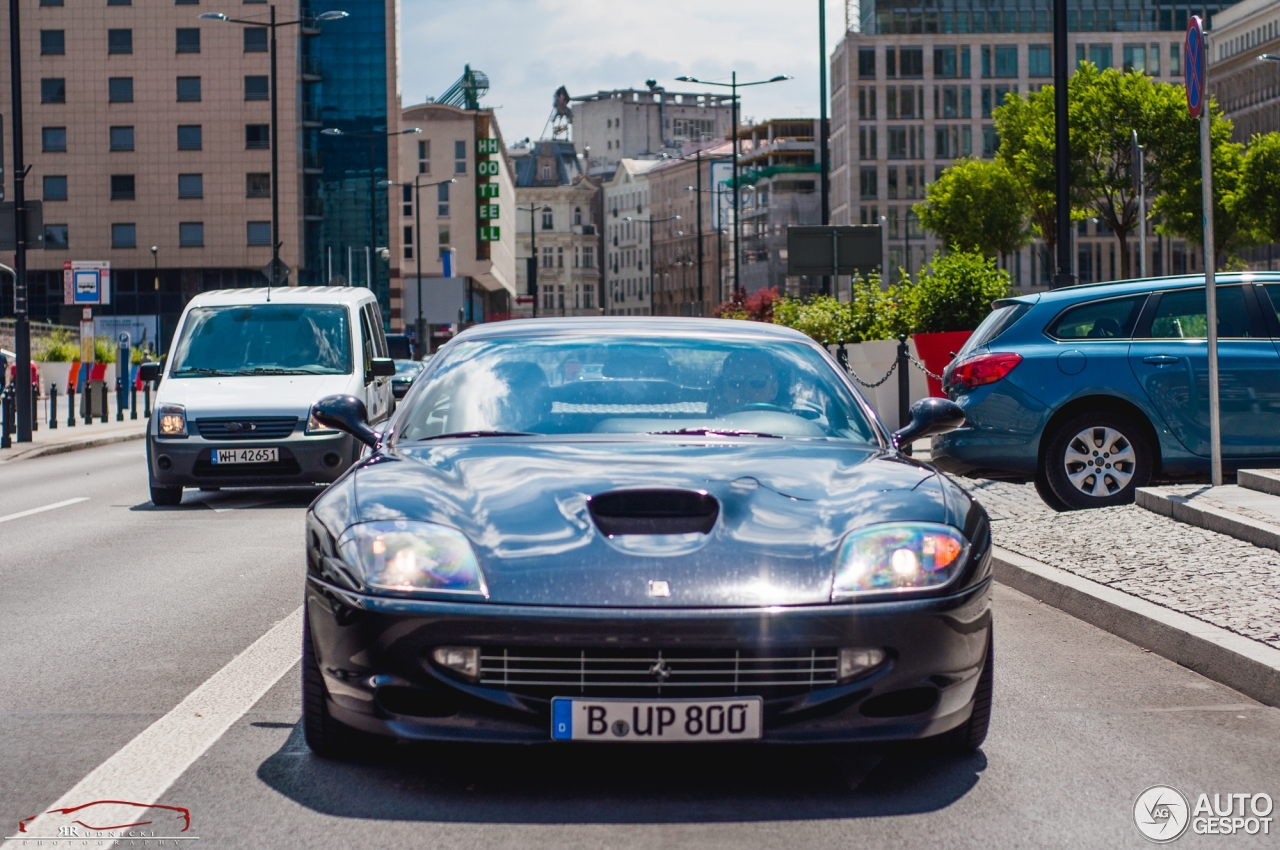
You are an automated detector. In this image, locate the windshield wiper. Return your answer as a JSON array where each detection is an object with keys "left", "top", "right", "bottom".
[
  {"left": 647, "top": 427, "right": 783, "bottom": 439},
  {"left": 234, "top": 366, "right": 329, "bottom": 375},
  {"left": 171, "top": 367, "right": 236, "bottom": 377},
  {"left": 420, "top": 430, "right": 537, "bottom": 440}
]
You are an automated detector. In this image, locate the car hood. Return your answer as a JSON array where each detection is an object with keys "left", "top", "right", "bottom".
[
  {"left": 156, "top": 374, "right": 356, "bottom": 418},
  {"left": 335, "top": 440, "right": 962, "bottom": 607}
]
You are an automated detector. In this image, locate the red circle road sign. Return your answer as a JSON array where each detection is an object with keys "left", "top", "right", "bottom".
[{"left": 1186, "top": 16, "right": 1206, "bottom": 118}]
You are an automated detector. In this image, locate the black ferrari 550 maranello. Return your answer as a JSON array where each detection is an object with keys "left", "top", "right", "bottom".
[{"left": 302, "top": 317, "right": 992, "bottom": 757}]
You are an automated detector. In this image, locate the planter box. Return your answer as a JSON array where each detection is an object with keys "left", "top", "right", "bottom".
[
  {"left": 33, "top": 361, "right": 117, "bottom": 397},
  {"left": 911, "top": 330, "right": 972, "bottom": 398},
  {"left": 827, "top": 339, "right": 928, "bottom": 431}
]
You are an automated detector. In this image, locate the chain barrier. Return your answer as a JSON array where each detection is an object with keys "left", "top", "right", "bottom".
[
  {"left": 843, "top": 359, "right": 899, "bottom": 389},
  {"left": 906, "top": 353, "right": 943, "bottom": 381}
]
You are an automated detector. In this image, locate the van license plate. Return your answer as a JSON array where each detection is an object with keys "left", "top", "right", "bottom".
[
  {"left": 212, "top": 448, "right": 278, "bottom": 465},
  {"left": 551, "top": 697, "right": 762, "bottom": 742}
]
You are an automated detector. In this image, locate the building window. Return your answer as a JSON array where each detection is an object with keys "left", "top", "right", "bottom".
[
  {"left": 110, "top": 174, "right": 135, "bottom": 200},
  {"left": 982, "top": 125, "right": 998, "bottom": 158},
  {"left": 540, "top": 163, "right": 552, "bottom": 180},
  {"left": 859, "top": 166, "right": 878, "bottom": 199},
  {"left": 418, "top": 139, "right": 429, "bottom": 174},
  {"left": 106, "top": 78, "right": 133, "bottom": 104},
  {"left": 887, "top": 165, "right": 898, "bottom": 198},
  {"left": 110, "top": 125, "right": 134, "bottom": 151},
  {"left": 542, "top": 246, "right": 554, "bottom": 268},
  {"left": 108, "top": 29, "right": 132, "bottom": 54},
  {"left": 858, "top": 126, "right": 877, "bottom": 160},
  {"left": 245, "top": 124, "right": 269, "bottom": 149},
  {"left": 557, "top": 247, "right": 564, "bottom": 268},
  {"left": 438, "top": 225, "right": 450, "bottom": 246},
  {"left": 1123, "top": 44, "right": 1147, "bottom": 74},
  {"left": 43, "top": 175, "right": 68, "bottom": 201},
  {"left": 934, "top": 46, "right": 957, "bottom": 77},
  {"left": 176, "top": 76, "right": 201, "bottom": 102},
  {"left": 899, "top": 47, "right": 923, "bottom": 77},
  {"left": 1149, "top": 43, "right": 1161, "bottom": 75},
  {"left": 994, "top": 45, "right": 1017, "bottom": 77},
  {"left": 583, "top": 246, "right": 594, "bottom": 268},
  {"left": 177, "top": 124, "right": 202, "bottom": 150},
  {"left": 178, "top": 173, "right": 203, "bottom": 199},
  {"left": 41, "top": 78, "right": 66, "bottom": 103},
  {"left": 246, "top": 172, "right": 270, "bottom": 197},
  {"left": 112, "top": 223, "right": 136, "bottom": 248},
  {"left": 246, "top": 221, "right": 271, "bottom": 245},
  {"left": 40, "top": 30, "right": 64, "bottom": 55},
  {"left": 454, "top": 140, "right": 466, "bottom": 174},
  {"left": 1028, "top": 45, "right": 1051, "bottom": 77},
  {"left": 244, "top": 28, "right": 267, "bottom": 52},
  {"left": 42, "top": 127, "right": 67, "bottom": 152},
  {"left": 574, "top": 207, "right": 582, "bottom": 226},
  {"left": 40, "top": 0, "right": 64, "bottom": 6},
  {"left": 541, "top": 210, "right": 553, "bottom": 230},
  {"left": 402, "top": 184, "right": 412, "bottom": 216},
  {"left": 175, "top": 28, "right": 200, "bottom": 53},
  {"left": 244, "top": 76, "right": 269, "bottom": 100},
  {"left": 858, "top": 86, "right": 876, "bottom": 119},
  {"left": 1170, "top": 43, "right": 1181, "bottom": 76},
  {"left": 44, "top": 224, "right": 69, "bottom": 250},
  {"left": 175, "top": 0, "right": 197, "bottom": 5},
  {"left": 179, "top": 222, "right": 204, "bottom": 247}
]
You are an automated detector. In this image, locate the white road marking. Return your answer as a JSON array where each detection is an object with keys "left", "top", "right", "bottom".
[
  {"left": 4, "top": 606, "right": 303, "bottom": 845},
  {"left": 0, "top": 497, "right": 89, "bottom": 525}
]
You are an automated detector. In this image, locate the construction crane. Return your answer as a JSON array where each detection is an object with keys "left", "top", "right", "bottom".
[{"left": 437, "top": 64, "right": 489, "bottom": 110}]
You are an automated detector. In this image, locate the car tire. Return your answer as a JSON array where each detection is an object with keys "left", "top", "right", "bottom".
[
  {"left": 302, "top": 601, "right": 387, "bottom": 760},
  {"left": 149, "top": 483, "right": 183, "bottom": 507},
  {"left": 1043, "top": 410, "right": 1153, "bottom": 510},
  {"left": 1033, "top": 468, "right": 1070, "bottom": 512},
  {"left": 936, "top": 631, "right": 993, "bottom": 755}
]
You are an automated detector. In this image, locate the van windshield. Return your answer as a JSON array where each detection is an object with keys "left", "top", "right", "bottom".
[{"left": 170, "top": 304, "right": 352, "bottom": 377}]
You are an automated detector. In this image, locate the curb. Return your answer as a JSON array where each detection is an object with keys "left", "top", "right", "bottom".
[
  {"left": 993, "top": 546, "right": 1280, "bottom": 708},
  {"left": 0, "top": 429, "right": 145, "bottom": 463},
  {"left": 1135, "top": 486, "right": 1280, "bottom": 553}
]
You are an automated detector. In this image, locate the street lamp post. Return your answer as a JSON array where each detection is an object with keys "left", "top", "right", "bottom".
[
  {"left": 380, "top": 177, "right": 455, "bottom": 357},
  {"left": 518, "top": 204, "right": 551, "bottom": 319},
  {"left": 200, "top": 8, "right": 348, "bottom": 291},
  {"left": 675, "top": 73, "right": 790, "bottom": 299},
  {"left": 151, "top": 246, "right": 161, "bottom": 354},
  {"left": 1051, "top": 0, "right": 1074, "bottom": 289},
  {"left": 8, "top": 0, "right": 31, "bottom": 441},
  {"left": 628, "top": 214, "right": 680, "bottom": 316},
  {"left": 321, "top": 126, "right": 420, "bottom": 298}
]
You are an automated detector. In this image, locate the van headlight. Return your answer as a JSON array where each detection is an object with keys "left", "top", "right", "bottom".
[
  {"left": 336, "top": 521, "right": 488, "bottom": 599},
  {"left": 831, "top": 523, "right": 968, "bottom": 601},
  {"left": 305, "top": 411, "right": 338, "bottom": 435},
  {"left": 157, "top": 404, "right": 187, "bottom": 437}
]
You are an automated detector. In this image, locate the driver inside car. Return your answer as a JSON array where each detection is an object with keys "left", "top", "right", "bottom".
[{"left": 711, "top": 350, "right": 785, "bottom": 414}]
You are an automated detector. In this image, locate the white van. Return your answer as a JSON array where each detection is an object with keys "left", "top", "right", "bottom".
[{"left": 143, "top": 287, "right": 395, "bottom": 505}]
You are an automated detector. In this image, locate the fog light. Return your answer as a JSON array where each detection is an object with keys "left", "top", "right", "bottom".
[
  {"left": 431, "top": 646, "right": 480, "bottom": 680},
  {"left": 838, "top": 647, "right": 886, "bottom": 681}
]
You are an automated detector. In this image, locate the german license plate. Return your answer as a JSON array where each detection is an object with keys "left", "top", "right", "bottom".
[
  {"left": 551, "top": 697, "right": 762, "bottom": 742},
  {"left": 211, "top": 447, "right": 278, "bottom": 465}
]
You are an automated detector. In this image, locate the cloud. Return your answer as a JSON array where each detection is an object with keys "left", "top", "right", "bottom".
[{"left": 400, "top": 0, "right": 846, "bottom": 143}]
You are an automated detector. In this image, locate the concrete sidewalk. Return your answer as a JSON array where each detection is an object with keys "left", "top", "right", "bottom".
[{"left": 0, "top": 394, "right": 146, "bottom": 462}]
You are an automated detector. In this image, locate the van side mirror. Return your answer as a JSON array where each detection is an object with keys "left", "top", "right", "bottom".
[
  {"left": 892, "top": 397, "right": 965, "bottom": 450},
  {"left": 310, "top": 394, "right": 381, "bottom": 448},
  {"left": 138, "top": 362, "right": 162, "bottom": 383},
  {"left": 369, "top": 357, "right": 395, "bottom": 378}
]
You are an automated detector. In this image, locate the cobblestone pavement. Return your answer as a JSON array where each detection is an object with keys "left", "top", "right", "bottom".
[{"left": 961, "top": 478, "right": 1280, "bottom": 650}]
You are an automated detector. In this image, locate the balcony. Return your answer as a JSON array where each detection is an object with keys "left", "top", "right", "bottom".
[
  {"left": 301, "top": 57, "right": 322, "bottom": 81},
  {"left": 301, "top": 103, "right": 323, "bottom": 127},
  {"left": 302, "top": 151, "right": 323, "bottom": 173},
  {"left": 303, "top": 197, "right": 324, "bottom": 219}
]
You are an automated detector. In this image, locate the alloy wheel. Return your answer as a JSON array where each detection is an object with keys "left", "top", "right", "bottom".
[{"left": 1062, "top": 426, "right": 1136, "bottom": 499}]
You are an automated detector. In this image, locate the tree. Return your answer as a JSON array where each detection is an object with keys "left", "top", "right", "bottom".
[
  {"left": 1235, "top": 132, "right": 1280, "bottom": 247},
  {"left": 713, "top": 287, "right": 781, "bottom": 322},
  {"left": 913, "top": 159, "right": 1030, "bottom": 261},
  {"left": 908, "top": 250, "right": 1010, "bottom": 333}
]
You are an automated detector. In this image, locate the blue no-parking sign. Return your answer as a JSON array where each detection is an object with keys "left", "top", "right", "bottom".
[{"left": 1185, "top": 16, "right": 1206, "bottom": 118}]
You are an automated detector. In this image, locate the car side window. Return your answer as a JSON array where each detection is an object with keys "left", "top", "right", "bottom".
[
  {"left": 1045, "top": 295, "right": 1145, "bottom": 339},
  {"left": 1261, "top": 284, "right": 1280, "bottom": 332},
  {"left": 357, "top": 306, "right": 375, "bottom": 373},
  {"left": 1148, "top": 286, "right": 1252, "bottom": 339}
]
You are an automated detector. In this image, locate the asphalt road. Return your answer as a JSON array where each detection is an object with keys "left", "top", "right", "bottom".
[{"left": 2, "top": 443, "right": 1278, "bottom": 849}]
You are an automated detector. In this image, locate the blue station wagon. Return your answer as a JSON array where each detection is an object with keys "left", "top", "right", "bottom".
[{"left": 930, "top": 273, "right": 1280, "bottom": 510}]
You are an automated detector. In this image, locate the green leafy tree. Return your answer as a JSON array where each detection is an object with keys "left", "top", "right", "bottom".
[
  {"left": 908, "top": 250, "right": 1010, "bottom": 334},
  {"left": 913, "top": 158, "right": 1030, "bottom": 261},
  {"left": 1235, "top": 132, "right": 1280, "bottom": 247}
]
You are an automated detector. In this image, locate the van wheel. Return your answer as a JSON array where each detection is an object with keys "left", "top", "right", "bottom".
[
  {"left": 1044, "top": 411, "right": 1152, "bottom": 510},
  {"left": 150, "top": 483, "right": 183, "bottom": 506}
]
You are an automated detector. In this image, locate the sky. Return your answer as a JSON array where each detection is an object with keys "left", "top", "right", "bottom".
[{"left": 399, "top": 0, "right": 849, "bottom": 144}]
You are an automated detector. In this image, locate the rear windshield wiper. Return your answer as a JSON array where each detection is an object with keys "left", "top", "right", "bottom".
[
  {"left": 420, "top": 430, "right": 537, "bottom": 440},
  {"left": 648, "top": 427, "right": 783, "bottom": 439}
]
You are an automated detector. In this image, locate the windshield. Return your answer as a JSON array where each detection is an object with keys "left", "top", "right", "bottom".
[
  {"left": 394, "top": 360, "right": 424, "bottom": 377},
  {"left": 396, "top": 335, "right": 878, "bottom": 443},
  {"left": 170, "top": 304, "right": 352, "bottom": 377}
]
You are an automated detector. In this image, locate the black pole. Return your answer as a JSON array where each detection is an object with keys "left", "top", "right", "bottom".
[
  {"left": 819, "top": 0, "right": 831, "bottom": 296},
  {"left": 152, "top": 248, "right": 161, "bottom": 354},
  {"left": 1052, "top": 0, "right": 1075, "bottom": 289},
  {"left": 531, "top": 204, "right": 538, "bottom": 318},
  {"left": 9, "top": 0, "right": 30, "bottom": 442},
  {"left": 732, "top": 73, "right": 740, "bottom": 296},
  {"left": 695, "top": 150, "right": 704, "bottom": 313},
  {"left": 369, "top": 134, "right": 376, "bottom": 294},
  {"left": 896, "top": 334, "right": 910, "bottom": 449},
  {"left": 648, "top": 215, "right": 656, "bottom": 315},
  {"left": 414, "top": 177, "right": 423, "bottom": 354},
  {"left": 269, "top": 6, "right": 279, "bottom": 293}
]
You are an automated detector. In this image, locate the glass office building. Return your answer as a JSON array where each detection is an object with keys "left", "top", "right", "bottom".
[{"left": 858, "top": 0, "right": 1231, "bottom": 35}]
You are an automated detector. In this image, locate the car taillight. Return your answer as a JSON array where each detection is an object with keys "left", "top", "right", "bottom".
[{"left": 951, "top": 352, "right": 1022, "bottom": 388}]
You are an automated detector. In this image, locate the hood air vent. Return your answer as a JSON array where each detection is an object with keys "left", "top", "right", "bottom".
[{"left": 588, "top": 489, "right": 719, "bottom": 536}]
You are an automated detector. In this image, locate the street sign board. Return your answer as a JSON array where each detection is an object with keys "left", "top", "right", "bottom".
[
  {"left": 477, "top": 160, "right": 499, "bottom": 177},
  {"left": 262, "top": 257, "right": 291, "bottom": 284},
  {"left": 477, "top": 183, "right": 499, "bottom": 199},
  {"left": 476, "top": 138, "right": 500, "bottom": 154},
  {"left": 63, "top": 260, "right": 110, "bottom": 305},
  {"left": 478, "top": 204, "right": 500, "bottom": 220},
  {"left": 0, "top": 200, "right": 44, "bottom": 251},
  {"left": 478, "top": 225, "right": 501, "bottom": 241},
  {"left": 709, "top": 161, "right": 733, "bottom": 230},
  {"left": 786, "top": 225, "right": 883, "bottom": 276},
  {"left": 1186, "top": 16, "right": 1206, "bottom": 118}
]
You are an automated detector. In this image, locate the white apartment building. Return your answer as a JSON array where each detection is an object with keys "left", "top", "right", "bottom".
[
  {"left": 572, "top": 85, "right": 735, "bottom": 173},
  {"left": 602, "top": 159, "right": 661, "bottom": 315}
]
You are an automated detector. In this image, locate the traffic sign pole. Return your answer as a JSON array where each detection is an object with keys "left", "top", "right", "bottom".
[{"left": 1187, "top": 16, "right": 1222, "bottom": 486}]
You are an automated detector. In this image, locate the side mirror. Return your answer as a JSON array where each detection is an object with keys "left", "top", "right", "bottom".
[
  {"left": 310, "top": 394, "right": 381, "bottom": 448},
  {"left": 369, "top": 357, "right": 396, "bottom": 379},
  {"left": 138, "top": 362, "right": 162, "bottom": 383},
  {"left": 892, "top": 397, "right": 965, "bottom": 450}
]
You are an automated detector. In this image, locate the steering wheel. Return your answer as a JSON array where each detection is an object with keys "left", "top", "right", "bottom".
[{"left": 727, "top": 402, "right": 790, "bottom": 415}]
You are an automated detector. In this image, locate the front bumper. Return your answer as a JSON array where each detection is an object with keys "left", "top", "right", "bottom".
[
  {"left": 305, "top": 577, "right": 993, "bottom": 744},
  {"left": 148, "top": 431, "right": 360, "bottom": 488}
]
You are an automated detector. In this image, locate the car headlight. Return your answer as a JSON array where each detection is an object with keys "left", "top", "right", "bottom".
[
  {"left": 157, "top": 404, "right": 187, "bottom": 437},
  {"left": 336, "top": 521, "right": 488, "bottom": 599},
  {"left": 305, "top": 411, "right": 338, "bottom": 435},
  {"left": 831, "top": 523, "right": 968, "bottom": 601}
]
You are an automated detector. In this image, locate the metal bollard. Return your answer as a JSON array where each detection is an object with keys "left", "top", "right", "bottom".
[
  {"left": 1, "top": 386, "right": 11, "bottom": 449},
  {"left": 896, "top": 335, "right": 911, "bottom": 456},
  {"left": 83, "top": 381, "right": 92, "bottom": 426},
  {"left": 31, "top": 382, "right": 38, "bottom": 432},
  {"left": 99, "top": 381, "right": 109, "bottom": 423},
  {"left": 144, "top": 379, "right": 152, "bottom": 418},
  {"left": 67, "top": 381, "right": 75, "bottom": 428},
  {"left": 49, "top": 383, "right": 57, "bottom": 429},
  {"left": 115, "top": 377, "right": 124, "bottom": 422},
  {"left": 836, "top": 340, "right": 849, "bottom": 372}
]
